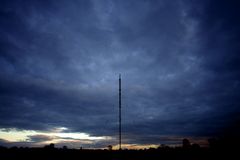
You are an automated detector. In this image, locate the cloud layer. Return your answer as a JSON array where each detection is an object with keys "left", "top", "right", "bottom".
[{"left": 0, "top": 0, "right": 240, "bottom": 148}]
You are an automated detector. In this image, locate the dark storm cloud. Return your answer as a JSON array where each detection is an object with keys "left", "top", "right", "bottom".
[
  {"left": 27, "top": 135, "right": 54, "bottom": 143},
  {"left": 184, "top": 0, "right": 240, "bottom": 135},
  {"left": 0, "top": 0, "right": 240, "bottom": 147},
  {"left": 0, "top": 72, "right": 116, "bottom": 134}
]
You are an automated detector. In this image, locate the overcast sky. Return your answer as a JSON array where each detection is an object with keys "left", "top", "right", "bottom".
[{"left": 0, "top": 0, "right": 240, "bottom": 148}]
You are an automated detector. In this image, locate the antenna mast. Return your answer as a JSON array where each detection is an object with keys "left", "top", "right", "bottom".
[{"left": 119, "top": 74, "right": 122, "bottom": 150}]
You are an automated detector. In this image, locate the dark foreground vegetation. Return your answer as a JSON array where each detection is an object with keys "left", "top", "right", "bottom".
[{"left": 0, "top": 138, "right": 239, "bottom": 160}]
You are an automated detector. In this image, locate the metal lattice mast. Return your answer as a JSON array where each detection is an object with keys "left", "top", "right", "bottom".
[{"left": 119, "top": 74, "right": 122, "bottom": 150}]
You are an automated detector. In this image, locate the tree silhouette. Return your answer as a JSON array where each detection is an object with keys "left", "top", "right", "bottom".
[
  {"left": 107, "top": 145, "right": 112, "bottom": 151},
  {"left": 182, "top": 139, "right": 191, "bottom": 148}
]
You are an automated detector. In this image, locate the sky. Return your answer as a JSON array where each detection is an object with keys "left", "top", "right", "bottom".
[{"left": 0, "top": 0, "right": 240, "bottom": 149}]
